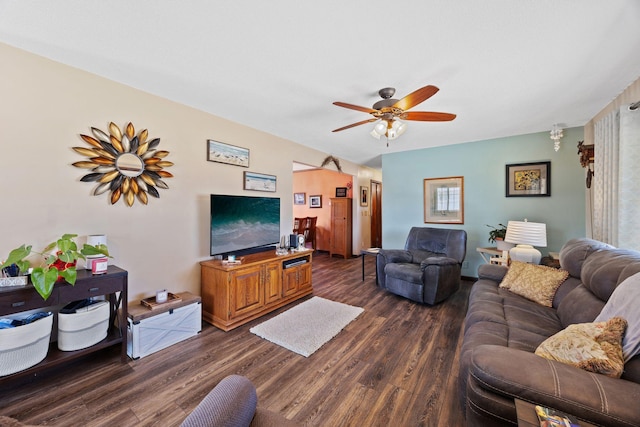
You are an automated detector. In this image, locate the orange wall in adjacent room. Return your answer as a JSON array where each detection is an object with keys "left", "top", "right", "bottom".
[{"left": 293, "top": 169, "right": 353, "bottom": 251}]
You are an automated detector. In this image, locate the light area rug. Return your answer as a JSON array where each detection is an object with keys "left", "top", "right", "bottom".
[{"left": 249, "top": 296, "right": 364, "bottom": 357}]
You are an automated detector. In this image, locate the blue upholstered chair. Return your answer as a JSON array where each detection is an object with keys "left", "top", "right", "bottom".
[{"left": 376, "top": 227, "right": 467, "bottom": 305}]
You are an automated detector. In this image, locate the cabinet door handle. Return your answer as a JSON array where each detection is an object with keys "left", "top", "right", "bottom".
[
  {"left": 89, "top": 287, "right": 99, "bottom": 292},
  {"left": 11, "top": 301, "right": 26, "bottom": 308}
]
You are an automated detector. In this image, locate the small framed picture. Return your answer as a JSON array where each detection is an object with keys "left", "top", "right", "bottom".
[
  {"left": 309, "top": 195, "right": 322, "bottom": 208},
  {"left": 207, "top": 140, "right": 249, "bottom": 167},
  {"left": 506, "top": 161, "right": 551, "bottom": 197},
  {"left": 294, "top": 192, "right": 306, "bottom": 205},
  {"left": 424, "top": 176, "right": 464, "bottom": 224},
  {"left": 243, "top": 171, "right": 276, "bottom": 192},
  {"left": 335, "top": 187, "right": 348, "bottom": 197},
  {"left": 360, "top": 186, "right": 369, "bottom": 207}
]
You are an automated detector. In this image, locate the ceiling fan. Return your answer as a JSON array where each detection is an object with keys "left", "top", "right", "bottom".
[{"left": 332, "top": 85, "right": 456, "bottom": 142}]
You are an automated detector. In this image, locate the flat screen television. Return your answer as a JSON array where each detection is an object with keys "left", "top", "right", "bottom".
[{"left": 210, "top": 194, "right": 280, "bottom": 256}]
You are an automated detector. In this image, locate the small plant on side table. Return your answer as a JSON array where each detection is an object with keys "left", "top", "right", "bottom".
[{"left": 486, "top": 224, "right": 507, "bottom": 244}]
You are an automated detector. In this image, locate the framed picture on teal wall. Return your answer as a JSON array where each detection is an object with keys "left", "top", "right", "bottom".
[
  {"left": 424, "top": 176, "right": 464, "bottom": 224},
  {"left": 506, "top": 161, "right": 551, "bottom": 197}
]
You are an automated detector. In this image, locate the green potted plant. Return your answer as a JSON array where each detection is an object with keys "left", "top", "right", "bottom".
[
  {"left": 0, "top": 244, "right": 33, "bottom": 286},
  {"left": 1, "top": 234, "right": 110, "bottom": 300},
  {"left": 486, "top": 224, "right": 507, "bottom": 244},
  {"left": 486, "top": 224, "right": 513, "bottom": 251}
]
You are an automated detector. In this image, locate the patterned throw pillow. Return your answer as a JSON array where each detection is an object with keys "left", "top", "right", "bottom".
[
  {"left": 535, "top": 317, "right": 627, "bottom": 378},
  {"left": 499, "top": 261, "right": 569, "bottom": 307}
]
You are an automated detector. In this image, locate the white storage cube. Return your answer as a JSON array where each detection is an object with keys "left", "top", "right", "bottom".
[
  {"left": 58, "top": 301, "right": 110, "bottom": 351},
  {"left": 128, "top": 295, "right": 201, "bottom": 359},
  {"left": 0, "top": 313, "right": 53, "bottom": 376}
]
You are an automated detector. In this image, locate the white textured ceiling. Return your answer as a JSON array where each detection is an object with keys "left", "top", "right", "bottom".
[{"left": 2, "top": 1, "right": 640, "bottom": 168}]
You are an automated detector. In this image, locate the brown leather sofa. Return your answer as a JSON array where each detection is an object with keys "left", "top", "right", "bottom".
[{"left": 459, "top": 238, "right": 640, "bottom": 426}]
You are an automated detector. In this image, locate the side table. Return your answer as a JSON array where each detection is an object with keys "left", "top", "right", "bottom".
[
  {"left": 476, "top": 247, "right": 508, "bottom": 266},
  {"left": 361, "top": 248, "right": 380, "bottom": 281},
  {"left": 540, "top": 256, "right": 561, "bottom": 269}
]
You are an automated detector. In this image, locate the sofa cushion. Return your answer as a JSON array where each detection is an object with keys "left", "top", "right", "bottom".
[
  {"left": 581, "top": 250, "right": 640, "bottom": 302},
  {"left": 535, "top": 317, "right": 627, "bottom": 378},
  {"left": 499, "top": 262, "right": 569, "bottom": 307},
  {"left": 558, "top": 237, "right": 613, "bottom": 278},
  {"left": 557, "top": 284, "right": 606, "bottom": 327},
  {"left": 464, "top": 280, "right": 562, "bottom": 344},
  {"left": 595, "top": 272, "right": 640, "bottom": 362}
]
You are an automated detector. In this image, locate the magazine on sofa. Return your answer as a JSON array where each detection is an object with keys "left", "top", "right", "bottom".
[{"left": 535, "top": 405, "right": 581, "bottom": 427}]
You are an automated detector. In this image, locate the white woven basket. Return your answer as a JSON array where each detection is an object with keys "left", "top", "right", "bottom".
[
  {"left": 0, "top": 313, "right": 53, "bottom": 376},
  {"left": 58, "top": 301, "right": 109, "bottom": 351}
]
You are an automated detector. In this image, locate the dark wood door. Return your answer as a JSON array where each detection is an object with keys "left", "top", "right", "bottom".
[{"left": 370, "top": 180, "right": 382, "bottom": 248}]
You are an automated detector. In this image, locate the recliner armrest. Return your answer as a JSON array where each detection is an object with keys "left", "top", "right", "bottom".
[
  {"left": 420, "top": 256, "right": 458, "bottom": 270},
  {"left": 378, "top": 249, "right": 413, "bottom": 264},
  {"left": 469, "top": 345, "right": 640, "bottom": 426}
]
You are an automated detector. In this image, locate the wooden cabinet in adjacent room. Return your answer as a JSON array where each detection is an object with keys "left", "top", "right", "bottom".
[
  {"left": 200, "top": 250, "right": 313, "bottom": 331},
  {"left": 330, "top": 198, "right": 353, "bottom": 259}
]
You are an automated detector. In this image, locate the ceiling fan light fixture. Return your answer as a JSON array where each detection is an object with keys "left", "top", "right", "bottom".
[{"left": 371, "top": 120, "right": 387, "bottom": 137}]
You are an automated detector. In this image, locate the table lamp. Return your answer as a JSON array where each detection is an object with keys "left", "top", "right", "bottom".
[{"left": 504, "top": 220, "right": 547, "bottom": 264}]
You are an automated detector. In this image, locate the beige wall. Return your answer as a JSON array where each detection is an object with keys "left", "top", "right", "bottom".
[{"left": 0, "top": 43, "right": 379, "bottom": 302}]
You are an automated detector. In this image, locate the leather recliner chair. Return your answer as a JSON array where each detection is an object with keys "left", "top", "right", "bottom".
[{"left": 376, "top": 227, "right": 467, "bottom": 305}]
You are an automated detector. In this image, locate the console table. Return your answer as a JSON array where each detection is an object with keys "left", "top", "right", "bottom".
[
  {"left": 0, "top": 266, "right": 128, "bottom": 382},
  {"left": 201, "top": 250, "right": 312, "bottom": 331}
]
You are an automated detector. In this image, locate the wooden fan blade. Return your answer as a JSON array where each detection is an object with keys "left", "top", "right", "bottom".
[
  {"left": 403, "top": 111, "right": 457, "bottom": 122},
  {"left": 333, "top": 102, "right": 378, "bottom": 114},
  {"left": 332, "top": 118, "right": 378, "bottom": 132},
  {"left": 393, "top": 85, "right": 439, "bottom": 111}
]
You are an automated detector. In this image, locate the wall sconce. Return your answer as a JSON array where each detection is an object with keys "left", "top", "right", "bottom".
[{"left": 550, "top": 124, "right": 563, "bottom": 152}]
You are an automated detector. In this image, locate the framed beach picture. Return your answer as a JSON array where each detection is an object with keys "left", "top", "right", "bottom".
[
  {"left": 207, "top": 140, "right": 249, "bottom": 167},
  {"left": 243, "top": 171, "right": 277, "bottom": 192},
  {"left": 506, "top": 161, "right": 551, "bottom": 197},
  {"left": 423, "top": 176, "right": 464, "bottom": 224}
]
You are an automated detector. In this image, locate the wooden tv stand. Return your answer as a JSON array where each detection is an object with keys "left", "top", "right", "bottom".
[{"left": 200, "top": 249, "right": 313, "bottom": 331}]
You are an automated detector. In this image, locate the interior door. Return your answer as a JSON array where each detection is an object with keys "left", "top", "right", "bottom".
[{"left": 370, "top": 180, "right": 382, "bottom": 248}]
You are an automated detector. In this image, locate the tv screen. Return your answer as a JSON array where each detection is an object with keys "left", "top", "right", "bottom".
[{"left": 210, "top": 194, "right": 280, "bottom": 256}]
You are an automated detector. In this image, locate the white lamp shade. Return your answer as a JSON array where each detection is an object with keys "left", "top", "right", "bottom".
[{"left": 504, "top": 221, "right": 547, "bottom": 247}]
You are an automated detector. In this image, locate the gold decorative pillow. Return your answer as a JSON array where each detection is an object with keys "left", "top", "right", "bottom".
[
  {"left": 535, "top": 317, "right": 627, "bottom": 378},
  {"left": 498, "top": 261, "right": 527, "bottom": 289},
  {"left": 499, "top": 261, "right": 569, "bottom": 307}
]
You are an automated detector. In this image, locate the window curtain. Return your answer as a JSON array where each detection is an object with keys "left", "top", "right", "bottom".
[
  {"left": 618, "top": 106, "right": 640, "bottom": 250},
  {"left": 592, "top": 106, "right": 640, "bottom": 249}
]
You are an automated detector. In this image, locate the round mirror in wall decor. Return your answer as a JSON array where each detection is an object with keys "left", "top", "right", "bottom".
[{"left": 72, "top": 122, "right": 174, "bottom": 206}]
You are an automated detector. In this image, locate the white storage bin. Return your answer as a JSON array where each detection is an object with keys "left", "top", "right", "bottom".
[
  {"left": 0, "top": 313, "right": 53, "bottom": 376},
  {"left": 127, "top": 293, "right": 201, "bottom": 359},
  {"left": 58, "top": 301, "right": 110, "bottom": 351}
]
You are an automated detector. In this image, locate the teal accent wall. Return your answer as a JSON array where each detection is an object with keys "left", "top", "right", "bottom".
[{"left": 381, "top": 127, "right": 586, "bottom": 277}]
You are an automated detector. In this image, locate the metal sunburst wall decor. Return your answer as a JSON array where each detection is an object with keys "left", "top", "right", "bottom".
[{"left": 72, "top": 122, "right": 174, "bottom": 206}]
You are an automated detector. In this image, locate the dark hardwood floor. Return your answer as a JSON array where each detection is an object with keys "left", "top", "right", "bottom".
[{"left": 0, "top": 252, "right": 472, "bottom": 427}]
